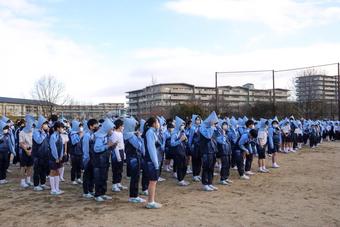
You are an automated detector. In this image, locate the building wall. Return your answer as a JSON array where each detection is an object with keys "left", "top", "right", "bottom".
[{"left": 127, "top": 83, "right": 290, "bottom": 117}]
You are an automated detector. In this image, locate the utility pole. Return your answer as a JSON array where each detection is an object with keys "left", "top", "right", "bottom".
[
  {"left": 272, "top": 70, "right": 276, "bottom": 116},
  {"left": 215, "top": 72, "right": 218, "bottom": 113}
]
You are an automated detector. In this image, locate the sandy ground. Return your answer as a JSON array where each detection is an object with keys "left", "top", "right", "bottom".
[{"left": 0, "top": 141, "right": 340, "bottom": 227}]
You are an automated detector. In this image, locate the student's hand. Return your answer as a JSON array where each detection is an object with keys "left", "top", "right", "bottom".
[
  {"left": 107, "top": 141, "right": 114, "bottom": 147},
  {"left": 180, "top": 135, "right": 187, "bottom": 141},
  {"left": 113, "top": 142, "right": 118, "bottom": 148}
]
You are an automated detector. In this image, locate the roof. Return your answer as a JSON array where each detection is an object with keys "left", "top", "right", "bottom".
[{"left": 0, "top": 97, "right": 55, "bottom": 106}]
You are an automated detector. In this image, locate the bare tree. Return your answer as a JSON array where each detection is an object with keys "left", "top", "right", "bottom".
[{"left": 32, "top": 75, "right": 71, "bottom": 116}]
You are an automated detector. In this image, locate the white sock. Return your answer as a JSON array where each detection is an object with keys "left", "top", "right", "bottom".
[
  {"left": 26, "top": 176, "right": 31, "bottom": 183},
  {"left": 54, "top": 176, "right": 60, "bottom": 192},
  {"left": 21, "top": 179, "right": 26, "bottom": 185},
  {"left": 49, "top": 177, "right": 55, "bottom": 192},
  {"left": 59, "top": 167, "right": 64, "bottom": 179}
]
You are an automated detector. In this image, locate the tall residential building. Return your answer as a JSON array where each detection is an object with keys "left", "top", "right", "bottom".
[
  {"left": 295, "top": 75, "right": 338, "bottom": 102},
  {"left": 126, "top": 83, "right": 289, "bottom": 117}
]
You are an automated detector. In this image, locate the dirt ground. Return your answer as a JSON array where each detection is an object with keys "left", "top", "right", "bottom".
[{"left": 0, "top": 141, "right": 339, "bottom": 227}]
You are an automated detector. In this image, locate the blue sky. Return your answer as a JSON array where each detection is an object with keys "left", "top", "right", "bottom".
[{"left": 1, "top": 0, "right": 340, "bottom": 104}]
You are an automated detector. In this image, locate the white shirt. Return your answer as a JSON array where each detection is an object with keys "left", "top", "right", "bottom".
[{"left": 109, "top": 130, "right": 125, "bottom": 162}]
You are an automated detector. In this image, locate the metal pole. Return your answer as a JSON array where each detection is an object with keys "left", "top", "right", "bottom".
[
  {"left": 215, "top": 72, "right": 218, "bottom": 113},
  {"left": 272, "top": 70, "right": 276, "bottom": 116},
  {"left": 337, "top": 63, "right": 340, "bottom": 120}
]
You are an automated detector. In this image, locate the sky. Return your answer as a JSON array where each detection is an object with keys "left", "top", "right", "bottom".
[{"left": 1, "top": 0, "right": 340, "bottom": 104}]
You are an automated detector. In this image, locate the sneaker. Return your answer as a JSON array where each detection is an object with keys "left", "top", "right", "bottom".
[
  {"left": 41, "top": 184, "right": 50, "bottom": 190},
  {"left": 258, "top": 168, "right": 266, "bottom": 173},
  {"left": 139, "top": 190, "right": 149, "bottom": 196},
  {"left": 245, "top": 171, "right": 255, "bottom": 175},
  {"left": 232, "top": 166, "right": 238, "bottom": 170},
  {"left": 76, "top": 178, "right": 83, "bottom": 184},
  {"left": 178, "top": 180, "right": 190, "bottom": 186},
  {"left": 26, "top": 181, "right": 33, "bottom": 187},
  {"left": 0, "top": 179, "right": 8, "bottom": 184},
  {"left": 33, "top": 186, "right": 44, "bottom": 191},
  {"left": 209, "top": 185, "right": 218, "bottom": 191},
  {"left": 220, "top": 180, "right": 229, "bottom": 185},
  {"left": 165, "top": 166, "right": 172, "bottom": 172},
  {"left": 202, "top": 185, "right": 214, "bottom": 191},
  {"left": 56, "top": 190, "right": 64, "bottom": 195},
  {"left": 112, "top": 184, "right": 121, "bottom": 192},
  {"left": 50, "top": 191, "right": 58, "bottom": 195},
  {"left": 146, "top": 202, "right": 162, "bottom": 209},
  {"left": 272, "top": 163, "right": 280, "bottom": 168},
  {"left": 60, "top": 177, "right": 65, "bottom": 182},
  {"left": 240, "top": 175, "right": 250, "bottom": 180},
  {"left": 83, "top": 193, "right": 94, "bottom": 199},
  {"left": 226, "top": 179, "right": 233, "bottom": 184},
  {"left": 6, "top": 169, "right": 12, "bottom": 173},
  {"left": 262, "top": 168, "right": 270, "bottom": 173},
  {"left": 213, "top": 172, "right": 218, "bottom": 176},
  {"left": 95, "top": 196, "right": 105, "bottom": 202},
  {"left": 128, "top": 197, "right": 146, "bottom": 203},
  {"left": 158, "top": 177, "right": 166, "bottom": 182},
  {"left": 186, "top": 168, "right": 193, "bottom": 174},
  {"left": 102, "top": 195, "right": 112, "bottom": 200},
  {"left": 20, "top": 182, "right": 29, "bottom": 188},
  {"left": 192, "top": 176, "right": 201, "bottom": 182},
  {"left": 118, "top": 183, "right": 128, "bottom": 190},
  {"left": 71, "top": 181, "right": 78, "bottom": 185},
  {"left": 172, "top": 173, "right": 177, "bottom": 179}
]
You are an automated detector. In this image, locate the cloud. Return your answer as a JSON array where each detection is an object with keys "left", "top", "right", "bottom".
[{"left": 164, "top": 0, "right": 340, "bottom": 32}]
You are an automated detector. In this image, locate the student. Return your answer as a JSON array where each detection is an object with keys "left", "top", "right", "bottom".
[
  {"left": 199, "top": 111, "right": 219, "bottom": 191},
  {"left": 188, "top": 115, "right": 202, "bottom": 182},
  {"left": 59, "top": 119, "right": 69, "bottom": 182},
  {"left": 49, "top": 121, "right": 65, "bottom": 195},
  {"left": 110, "top": 119, "right": 128, "bottom": 192},
  {"left": 295, "top": 121, "right": 304, "bottom": 149},
  {"left": 13, "top": 119, "right": 25, "bottom": 165},
  {"left": 268, "top": 119, "right": 281, "bottom": 168},
  {"left": 69, "top": 120, "right": 84, "bottom": 185},
  {"left": 123, "top": 117, "right": 146, "bottom": 203},
  {"left": 143, "top": 117, "right": 162, "bottom": 209},
  {"left": 164, "top": 120, "right": 175, "bottom": 173},
  {"left": 93, "top": 118, "right": 115, "bottom": 202},
  {"left": 216, "top": 120, "right": 233, "bottom": 185},
  {"left": 1, "top": 116, "right": 15, "bottom": 172},
  {"left": 170, "top": 116, "right": 190, "bottom": 186},
  {"left": 82, "top": 119, "right": 98, "bottom": 199},
  {"left": 243, "top": 119, "right": 256, "bottom": 176},
  {"left": 0, "top": 121, "right": 16, "bottom": 184},
  {"left": 19, "top": 114, "right": 35, "bottom": 188},
  {"left": 32, "top": 115, "right": 50, "bottom": 191},
  {"left": 239, "top": 128, "right": 258, "bottom": 178},
  {"left": 256, "top": 119, "right": 269, "bottom": 173},
  {"left": 138, "top": 119, "right": 149, "bottom": 196}
]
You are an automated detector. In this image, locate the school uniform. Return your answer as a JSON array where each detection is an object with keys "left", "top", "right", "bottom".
[
  {"left": 0, "top": 123, "right": 15, "bottom": 182},
  {"left": 216, "top": 124, "right": 232, "bottom": 182},
  {"left": 144, "top": 127, "right": 161, "bottom": 182},
  {"left": 228, "top": 119, "right": 242, "bottom": 176},
  {"left": 82, "top": 130, "right": 95, "bottom": 195},
  {"left": 188, "top": 115, "right": 202, "bottom": 179},
  {"left": 69, "top": 120, "right": 83, "bottom": 182}
]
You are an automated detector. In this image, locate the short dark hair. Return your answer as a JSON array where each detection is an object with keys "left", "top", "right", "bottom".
[
  {"left": 87, "top": 119, "right": 98, "bottom": 128},
  {"left": 245, "top": 120, "right": 255, "bottom": 128},
  {"left": 249, "top": 129, "right": 258, "bottom": 138},
  {"left": 114, "top": 119, "right": 124, "bottom": 129},
  {"left": 54, "top": 121, "right": 64, "bottom": 131}
]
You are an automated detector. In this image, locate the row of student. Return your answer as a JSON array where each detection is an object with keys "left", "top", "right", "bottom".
[{"left": 0, "top": 114, "right": 339, "bottom": 209}]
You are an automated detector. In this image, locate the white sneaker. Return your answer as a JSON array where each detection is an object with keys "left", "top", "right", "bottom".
[
  {"left": 95, "top": 196, "right": 105, "bottom": 202},
  {"left": 102, "top": 195, "right": 112, "bottom": 200},
  {"left": 209, "top": 185, "right": 218, "bottom": 190},
  {"left": 245, "top": 171, "right": 255, "bottom": 175},
  {"left": 202, "top": 185, "right": 214, "bottom": 191},
  {"left": 226, "top": 179, "right": 233, "bottom": 184},
  {"left": 178, "top": 180, "right": 190, "bottom": 186},
  {"left": 76, "top": 178, "right": 83, "bottom": 184},
  {"left": 262, "top": 168, "right": 270, "bottom": 173},
  {"left": 21, "top": 182, "right": 29, "bottom": 188},
  {"left": 258, "top": 168, "right": 266, "bottom": 173},
  {"left": 192, "top": 176, "right": 201, "bottom": 182},
  {"left": 6, "top": 169, "right": 12, "bottom": 173},
  {"left": 71, "top": 181, "right": 78, "bottom": 185},
  {"left": 232, "top": 166, "right": 238, "bottom": 170},
  {"left": 56, "top": 190, "right": 64, "bottom": 195},
  {"left": 128, "top": 197, "right": 146, "bottom": 203},
  {"left": 186, "top": 168, "right": 193, "bottom": 174},
  {"left": 220, "top": 180, "right": 229, "bottom": 185},
  {"left": 272, "top": 163, "right": 280, "bottom": 168},
  {"left": 213, "top": 172, "right": 218, "bottom": 176},
  {"left": 118, "top": 183, "right": 128, "bottom": 190},
  {"left": 139, "top": 190, "right": 149, "bottom": 196},
  {"left": 240, "top": 175, "right": 250, "bottom": 180},
  {"left": 0, "top": 179, "right": 8, "bottom": 184},
  {"left": 172, "top": 173, "right": 177, "bottom": 179},
  {"left": 34, "top": 186, "right": 44, "bottom": 191},
  {"left": 83, "top": 193, "right": 94, "bottom": 199},
  {"left": 26, "top": 181, "right": 33, "bottom": 187},
  {"left": 158, "top": 177, "right": 166, "bottom": 182},
  {"left": 112, "top": 185, "right": 121, "bottom": 192},
  {"left": 60, "top": 177, "right": 65, "bottom": 182},
  {"left": 41, "top": 184, "right": 50, "bottom": 190}
]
